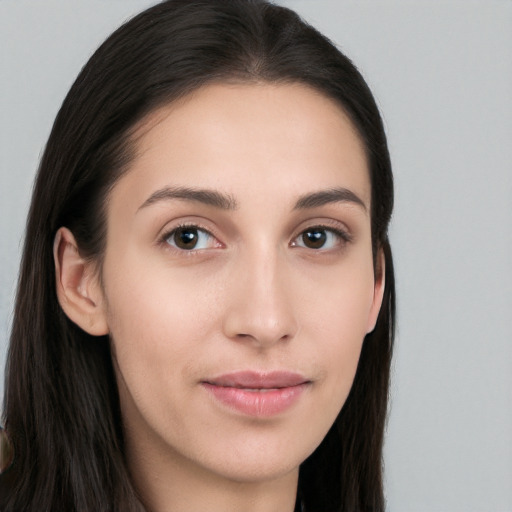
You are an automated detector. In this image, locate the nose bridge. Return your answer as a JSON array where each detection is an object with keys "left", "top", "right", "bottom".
[{"left": 223, "top": 244, "right": 298, "bottom": 347}]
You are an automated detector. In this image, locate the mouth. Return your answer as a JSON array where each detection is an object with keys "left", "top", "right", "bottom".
[{"left": 202, "top": 371, "right": 310, "bottom": 417}]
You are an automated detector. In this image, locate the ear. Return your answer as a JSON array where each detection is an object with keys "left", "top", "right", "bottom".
[
  {"left": 54, "top": 227, "right": 109, "bottom": 336},
  {"left": 367, "top": 248, "right": 386, "bottom": 334}
]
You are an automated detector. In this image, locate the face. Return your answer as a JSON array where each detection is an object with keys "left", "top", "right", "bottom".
[{"left": 97, "top": 83, "right": 383, "bottom": 485}]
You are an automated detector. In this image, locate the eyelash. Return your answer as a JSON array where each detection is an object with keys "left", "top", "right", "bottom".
[
  {"left": 159, "top": 223, "right": 221, "bottom": 253},
  {"left": 159, "top": 222, "right": 352, "bottom": 254},
  {"left": 290, "top": 225, "right": 352, "bottom": 251}
]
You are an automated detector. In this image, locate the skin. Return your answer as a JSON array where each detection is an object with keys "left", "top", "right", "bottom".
[{"left": 55, "top": 82, "right": 384, "bottom": 512}]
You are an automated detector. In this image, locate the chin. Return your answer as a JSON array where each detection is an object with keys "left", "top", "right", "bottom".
[
  {"left": 190, "top": 431, "right": 320, "bottom": 484},
  {"left": 208, "top": 456, "right": 302, "bottom": 484}
]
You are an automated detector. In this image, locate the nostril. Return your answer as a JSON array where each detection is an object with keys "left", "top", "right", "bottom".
[{"left": 222, "top": 280, "right": 299, "bottom": 346}]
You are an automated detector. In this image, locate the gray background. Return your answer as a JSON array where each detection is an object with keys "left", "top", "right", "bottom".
[{"left": 1, "top": 1, "right": 511, "bottom": 510}]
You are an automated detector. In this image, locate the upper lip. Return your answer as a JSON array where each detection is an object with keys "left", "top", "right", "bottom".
[{"left": 203, "top": 371, "right": 309, "bottom": 389}]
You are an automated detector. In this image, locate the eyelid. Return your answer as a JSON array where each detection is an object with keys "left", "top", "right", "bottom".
[
  {"left": 158, "top": 221, "right": 224, "bottom": 252},
  {"left": 156, "top": 217, "right": 353, "bottom": 253},
  {"left": 293, "top": 218, "right": 353, "bottom": 240},
  {"left": 290, "top": 221, "right": 353, "bottom": 250}
]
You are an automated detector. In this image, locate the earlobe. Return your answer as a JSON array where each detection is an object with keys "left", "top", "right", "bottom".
[
  {"left": 54, "top": 227, "right": 109, "bottom": 336},
  {"left": 367, "top": 249, "right": 386, "bottom": 334}
]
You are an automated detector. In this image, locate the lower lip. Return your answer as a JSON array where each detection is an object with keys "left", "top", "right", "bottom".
[{"left": 202, "top": 383, "right": 308, "bottom": 417}]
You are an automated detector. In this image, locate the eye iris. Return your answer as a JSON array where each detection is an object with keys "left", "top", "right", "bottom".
[
  {"left": 174, "top": 228, "right": 198, "bottom": 249},
  {"left": 302, "top": 229, "right": 327, "bottom": 249}
]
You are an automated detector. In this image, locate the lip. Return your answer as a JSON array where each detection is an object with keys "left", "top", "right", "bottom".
[{"left": 202, "top": 371, "right": 310, "bottom": 417}]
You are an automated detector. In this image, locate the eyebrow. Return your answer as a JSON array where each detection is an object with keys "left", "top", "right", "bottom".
[
  {"left": 138, "top": 185, "right": 366, "bottom": 213},
  {"left": 138, "top": 186, "right": 238, "bottom": 211},
  {"left": 293, "top": 187, "right": 367, "bottom": 212}
]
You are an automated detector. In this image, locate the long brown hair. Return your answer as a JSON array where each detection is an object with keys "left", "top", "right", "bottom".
[{"left": 1, "top": 1, "right": 394, "bottom": 510}]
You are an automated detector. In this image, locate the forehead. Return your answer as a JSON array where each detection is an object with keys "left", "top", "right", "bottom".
[{"left": 113, "top": 82, "right": 370, "bottom": 213}]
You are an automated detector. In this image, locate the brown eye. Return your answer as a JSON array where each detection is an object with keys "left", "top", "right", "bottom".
[
  {"left": 302, "top": 229, "right": 327, "bottom": 249},
  {"left": 166, "top": 226, "right": 213, "bottom": 250},
  {"left": 292, "top": 226, "right": 348, "bottom": 250}
]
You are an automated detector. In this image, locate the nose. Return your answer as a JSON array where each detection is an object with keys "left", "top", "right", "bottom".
[{"left": 222, "top": 250, "right": 299, "bottom": 349}]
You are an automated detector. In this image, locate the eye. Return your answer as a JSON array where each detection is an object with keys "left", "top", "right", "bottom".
[
  {"left": 164, "top": 226, "right": 216, "bottom": 251},
  {"left": 291, "top": 226, "right": 349, "bottom": 250}
]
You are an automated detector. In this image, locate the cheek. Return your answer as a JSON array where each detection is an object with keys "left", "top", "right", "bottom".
[
  {"left": 103, "top": 259, "right": 221, "bottom": 394},
  {"left": 104, "top": 268, "right": 223, "bottom": 450},
  {"left": 300, "top": 261, "right": 375, "bottom": 398},
  {"left": 302, "top": 254, "right": 375, "bottom": 336}
]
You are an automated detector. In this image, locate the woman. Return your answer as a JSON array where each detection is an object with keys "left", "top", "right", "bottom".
[{"left": 0, "top": 1, "right": 394, "bottom": 511}]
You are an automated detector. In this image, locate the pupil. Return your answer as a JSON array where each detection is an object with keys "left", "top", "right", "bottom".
[
  {"left": 303, "top": 229, "right": 326, "bottom": 249},
  {"left": 175, "top": 228, "right": 198, "bottom": 249}
]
